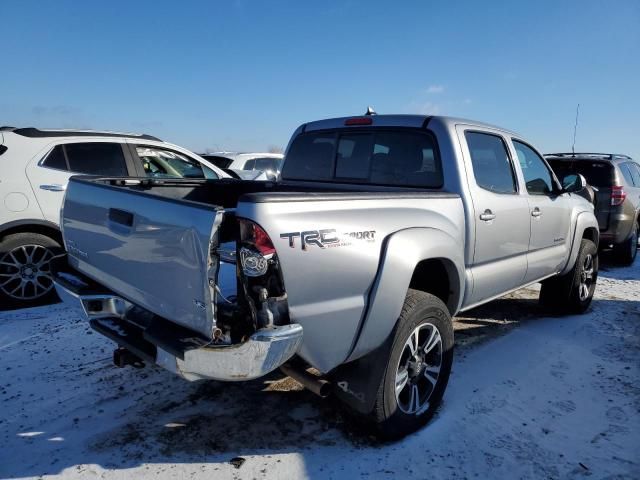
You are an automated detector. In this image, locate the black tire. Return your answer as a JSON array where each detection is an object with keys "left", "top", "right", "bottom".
[
  {"left": 614, "top": 222, "right": 638, "bottom": 266},
  {"left": 370, "top": 289, "right": 454, "bottom": 440},
  {"left": 0, "top": 232, "right": 62, "bottom": 309},
  {"left": 539, "top": 238, "right": 598, "bottom": 314}
]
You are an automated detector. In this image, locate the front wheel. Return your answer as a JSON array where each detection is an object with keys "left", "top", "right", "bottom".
[
  {"left": 540, "top": 238, "right": 598, "bottom": 314},
  {"left": 370, "top": 290, "right": 454, "bottom": 439}
]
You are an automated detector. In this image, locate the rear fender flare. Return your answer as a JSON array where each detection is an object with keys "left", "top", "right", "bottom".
[{"left": 346, "top": 227, "right": 464, "bottom": 363}]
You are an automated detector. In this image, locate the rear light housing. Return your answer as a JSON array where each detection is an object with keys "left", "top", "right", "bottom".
[
  {"left": 611, "top": 185, "right": 626, "bottom": 206},
  {"left": 238, "top": 219, "right": 276, "bottom": 277}
]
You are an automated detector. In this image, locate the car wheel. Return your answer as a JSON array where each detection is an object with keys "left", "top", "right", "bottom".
[
  {"left": 614, "top": 222, "right": 638, "bottom": 266},
  {"left": 540, "top": 238, "right": 598, "bottom": 314},
  {"left": 0, "top": 232, "right": 62, "bottom": 308},
  {"left": 370, "top": 289, "right": 454, "bottom": 439}
]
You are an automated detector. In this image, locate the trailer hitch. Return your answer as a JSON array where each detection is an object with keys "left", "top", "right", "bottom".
[{"left": 113, "top": 347, "right": 146, "bottom": 369}]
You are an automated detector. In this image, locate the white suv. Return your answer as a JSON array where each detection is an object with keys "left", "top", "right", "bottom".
[{"left": 0, "top": 127, "right": 228, "bottom": 307}]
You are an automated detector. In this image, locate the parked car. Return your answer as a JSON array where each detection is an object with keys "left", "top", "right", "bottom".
[
  {"left": 545, "top": 153, "right": 640, "bottom": 264},
  {"left": 200, "top": 152, "right": 284, "bottom": 180},
  {"left": 52, "top": 114, "right": 598, "bottom": 439},
  {"left": 0, "top": 127, "right": 229, "bottom": 306}
]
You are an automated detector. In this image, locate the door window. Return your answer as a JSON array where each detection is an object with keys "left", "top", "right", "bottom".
[
  {"left": 136, "top": 146, "right": 207, "bottom": 179},
  {"left": 65, "top": 143, "right": 128, "bottom": 176},
  {"left": 465, "top": 132, "right": 517, "bottom": 194},
  {"left": 513, "top": 140, "right": 555, "bottom": 195}
]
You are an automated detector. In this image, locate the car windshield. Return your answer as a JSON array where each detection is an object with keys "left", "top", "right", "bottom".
[{"left": 547, "top": 160, "right": 614, "bottom": 188}]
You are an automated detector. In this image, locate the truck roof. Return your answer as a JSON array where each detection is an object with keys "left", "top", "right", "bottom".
[{"left": 301, "top": 114, "right": 521, "bottom": 137}]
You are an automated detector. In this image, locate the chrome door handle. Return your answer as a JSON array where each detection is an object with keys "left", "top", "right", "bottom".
[
  {"left": 39, "top": 184, "right": 66, "bottom": 192},
  {"left": 531, "top": 207, "right": 542, "bottom": 217},
  {"left": 479, "top": 209, "right": 496, "bottom": 221}
]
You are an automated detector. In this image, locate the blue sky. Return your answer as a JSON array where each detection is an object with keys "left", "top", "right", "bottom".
[{"left": 1, "top": 1, "right": 639, "bottom": 158}]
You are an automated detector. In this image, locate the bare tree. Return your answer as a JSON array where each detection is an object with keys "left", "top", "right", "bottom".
[{"left": 267, "top": 145, "right": 283, "bottom": 154}]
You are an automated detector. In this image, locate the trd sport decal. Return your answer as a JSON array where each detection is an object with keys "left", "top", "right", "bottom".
[{"left": 280, "top": 229, "right": 376, "bottom": 250}]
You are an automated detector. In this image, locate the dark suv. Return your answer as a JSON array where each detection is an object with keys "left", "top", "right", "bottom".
[{"left": 545, "top": 153, "right": 640, "bottom": 264}]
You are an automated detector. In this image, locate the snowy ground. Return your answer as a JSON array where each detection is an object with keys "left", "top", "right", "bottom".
[{"left": 1, "top": 255, "right": 638, "bottom": 479}]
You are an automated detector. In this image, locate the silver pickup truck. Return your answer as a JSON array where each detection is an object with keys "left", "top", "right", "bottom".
[{"left": 53, "top": 114, "right": 599, "bottom": 438}]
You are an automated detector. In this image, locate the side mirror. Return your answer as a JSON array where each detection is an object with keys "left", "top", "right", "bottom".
[{"left": 562, "top": 173, "right": 587, "bottom": 193}]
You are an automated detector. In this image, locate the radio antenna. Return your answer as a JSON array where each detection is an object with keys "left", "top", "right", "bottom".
[{"left": 571, "top": 103, "right": 580, "bottom": 156}]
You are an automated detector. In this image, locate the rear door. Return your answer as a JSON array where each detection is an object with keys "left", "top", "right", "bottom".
[
  {"left": 457, "top": 127, "right": 530, "bottom": 305},
  {"left": 512, "top": 140, "right": 572, "bottom": 281},
  {"left": 26, "top": 141, "right": 133, "bottom": 224}
]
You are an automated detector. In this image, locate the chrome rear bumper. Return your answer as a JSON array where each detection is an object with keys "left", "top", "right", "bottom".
[{"left": 52, "top": 259, "right": 303, "bottom": 382}]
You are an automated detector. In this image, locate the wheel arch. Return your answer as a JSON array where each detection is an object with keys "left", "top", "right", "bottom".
[
  {"left": 345, "top": 227, "right": 464, "bottom": 364},
  {"left": 560, "top": 212, "right": 599, "bottom": 276},
  {"left": 0, "top": 219, "right": 63, "bottom": 245}
]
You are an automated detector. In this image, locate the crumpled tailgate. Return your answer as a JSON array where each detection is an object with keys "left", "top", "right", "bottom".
[{"left": 61, "top": 177, "right": 223, "bottom": 339}]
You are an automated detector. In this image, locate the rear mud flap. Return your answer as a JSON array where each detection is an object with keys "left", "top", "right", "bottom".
[{"left": 328, "top": 334, "right": 394, "bottom": 415}]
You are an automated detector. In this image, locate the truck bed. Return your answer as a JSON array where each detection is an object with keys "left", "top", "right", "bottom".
[{"left": 61, "top": 175, "right": 463, "bottom": 371}]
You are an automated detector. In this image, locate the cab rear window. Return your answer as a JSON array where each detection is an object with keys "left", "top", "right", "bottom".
[{"left": 282, "top": 130, "right": 443, "bottom": 188}]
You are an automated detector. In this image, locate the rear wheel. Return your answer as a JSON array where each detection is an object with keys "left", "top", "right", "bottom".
[
  {"left": 370, "top": 290, "right": 454, "bottom": 439},
  {"left": 0, "top": 233, "right": 62, "bottom": 308},
  {"left": 614, "top": 222, "right": 638, "bottom": 265},
  {"left": 540, "top": 238, "right": 598, "bottom": 314}
]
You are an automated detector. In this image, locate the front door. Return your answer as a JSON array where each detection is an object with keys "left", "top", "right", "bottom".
[{"left": 511, "top": 139, "right": 572, "bottom": 281}]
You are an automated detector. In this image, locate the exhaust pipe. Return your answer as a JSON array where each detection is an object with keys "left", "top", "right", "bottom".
[
  {"left": 280, "top": 362, "right": 331, "bottom": 398},
  {"left": 113, "top": 347, "right": 145, "bottom": 369}
]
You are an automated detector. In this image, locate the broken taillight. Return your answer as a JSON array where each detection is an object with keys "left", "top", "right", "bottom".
[{"left": 238, "top": 219, "right": 276, "bottom": 277}]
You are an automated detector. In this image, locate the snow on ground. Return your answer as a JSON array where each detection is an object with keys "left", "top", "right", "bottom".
[{"left": 0, "top": 256, "right": 638, "bottom": 479}]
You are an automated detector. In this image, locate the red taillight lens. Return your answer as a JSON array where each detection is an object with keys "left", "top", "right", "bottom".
[
  {"left": 345, "top": 117, "right": 373, "bottom": 126},
  {"left": 253, "top": 224, "right": 276, "bottom": 256},
  {"left": 239, "top": 219, "right": 276, "bottom": 256},
  {"left": 611, "top": 185, "right": 626, "bottom": 206}
]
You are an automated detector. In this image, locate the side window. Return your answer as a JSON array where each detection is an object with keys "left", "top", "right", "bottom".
[
  {"left": 65, "top": 143, "right": 128, "bottom": 176},
  {"left": 254, "top": 158, "right": 277, "bottom": 171},
  {"left": 465, "top": 132, "right": 517, "bottom": 194},
  {"left": 136, "top": 147, "right": 206, "bottom": 179},
  {"left": 243, "top": 159, "right": 256, "bottom": 171},
  {"left": 42, "top": 145, "right": 68, "bottom": 170},
  {"left": 628, "top": 163, "right": 640, "bottom": 187},
  {"left": 513, "top": 140, "right": 555, "bottom": 195},
  {"left": 619, "top": 163, "right": 635, "bottom": 186}
]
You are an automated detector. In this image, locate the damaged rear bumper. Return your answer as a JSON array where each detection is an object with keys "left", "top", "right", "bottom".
[{"left": 51, "top": 257, "right": 303, "bottom": 382}]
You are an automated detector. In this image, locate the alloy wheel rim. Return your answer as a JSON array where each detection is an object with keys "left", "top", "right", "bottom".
[
  {"left": 395, "top": 322, "right": 443, "bottom": 415},
  {"left": 0, "top": 245, "right": 54, "bottom": 300},
  {"left": 578, "top": 253, "right": 595, "bottom": 301}
]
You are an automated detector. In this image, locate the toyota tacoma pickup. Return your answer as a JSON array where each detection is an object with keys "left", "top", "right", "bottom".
[{"left": 52, "top": 114, "right": 599, "bottom": 438}]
